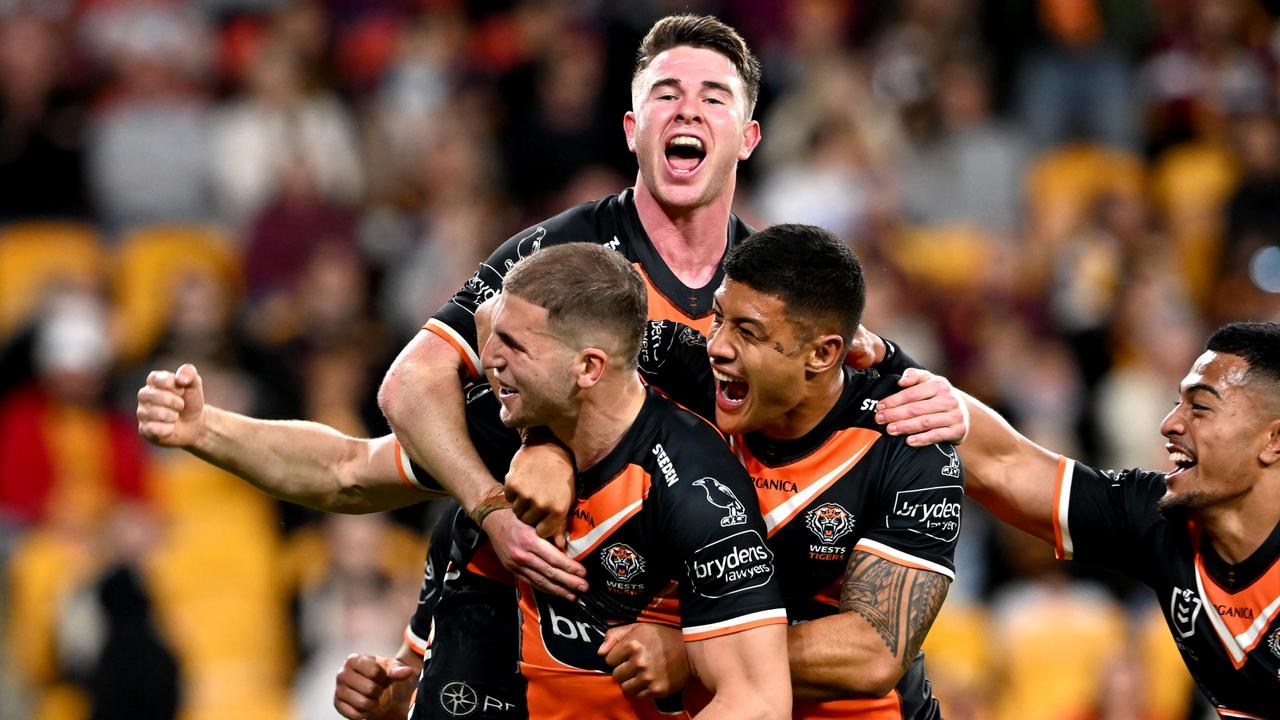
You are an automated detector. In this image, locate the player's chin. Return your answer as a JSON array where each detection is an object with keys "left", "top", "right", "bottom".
[{"left": 714, "top": 405, "right": 758, "bottom": 436}]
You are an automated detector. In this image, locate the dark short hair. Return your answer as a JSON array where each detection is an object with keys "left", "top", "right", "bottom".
[
  {"left": 503, "top": 243, "right": 648, "bottom": 366},
  {"left": 633, "top": 14, "right": 761, "bottom": 116},
  {"left": 723, "top": 224, "right": 865, "bottom": 342},
  {"left": 1206, "top": 321, "right": 1280, "bottom": 392}
]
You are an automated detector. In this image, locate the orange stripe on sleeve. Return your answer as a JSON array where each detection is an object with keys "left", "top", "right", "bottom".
[
  {"left": 424, "top": 319, "right": 481, "bottom": 380},
  {"left": 1052, "top": 456, "right": 1070, "bottom": 560},
  {"left": 682, "top": 608, "right": 788, "bottom": 642}
]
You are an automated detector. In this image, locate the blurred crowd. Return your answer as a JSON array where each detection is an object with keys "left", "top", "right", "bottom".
[{"left": 0, "top": 0, "right": 1277, "bottom": 719}]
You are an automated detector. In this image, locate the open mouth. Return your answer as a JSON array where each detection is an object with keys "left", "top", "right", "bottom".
[
  {"left": 496, "top": 381, "right": 520, "bottom": 400},
  {"left": 1167, "top": 445, "right": 1197, "bottom": 477},
  {"left": 712, "top": 368, "right": 748, "bottom": 410},
  {"left": 665, "top": 135, "right": 706, "bottom": 174}
]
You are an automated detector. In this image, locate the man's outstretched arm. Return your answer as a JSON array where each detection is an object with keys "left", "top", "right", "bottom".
[{"left": 138, "top": 364, "right": 427, "bottom": 513}]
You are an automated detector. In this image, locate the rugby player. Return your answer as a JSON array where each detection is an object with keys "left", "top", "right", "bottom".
[
  {"left": 375, "top": 13, "right": 766, "bottom": 593},
  {"left": 478, "top": 243, "right": 790, "bottom": 719},
  {"left": 513, "top": 224, "right": 964, "bottom": 718},
  {"left": 140, "top": 244, "right": 794, "bottom": 720},
  {"left": 875, "top": 322, "right": 1280, "bottom": 717}
]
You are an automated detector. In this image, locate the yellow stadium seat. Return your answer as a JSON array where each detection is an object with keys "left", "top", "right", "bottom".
[
  {"left": 111, "top": 225, "right": 242, "bottom": 362},
  {"left": 887, "top": 224, "right": 1000, "bottom": 292},
  {"left": 990, "top": 581, "right": 1127, "bottom": 720},
  {"left": 0, "top": 222, "right": 104, "bottom": 338},
  {"left": 145, "top": 452, "right": 292, "bottom": 720},
  {"left": 1150, "top": 142, "right": 1239, "bottom": 303},
  {"left": 1026, "top": 144, "right": 1146, "bottom": 245}
]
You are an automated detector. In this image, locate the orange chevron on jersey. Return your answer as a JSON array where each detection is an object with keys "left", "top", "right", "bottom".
[
  {"left": 736, "top": 427, "right": 881, "bottom": 537},
  {"left": 1193, "top": 532, "right": 1280, "bottom": 669},
  {"left": 566, "top": 465, "right": 651, "bottom": 559}
]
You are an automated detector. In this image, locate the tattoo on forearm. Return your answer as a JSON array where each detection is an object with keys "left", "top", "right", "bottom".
[{"left": 840, "top": 551, "right": 950, "bottom": 666}]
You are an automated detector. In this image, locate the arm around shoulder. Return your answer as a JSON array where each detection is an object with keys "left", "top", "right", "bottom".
[{"left": 955, "top": 391, "right": 1061, "bottom": 545}]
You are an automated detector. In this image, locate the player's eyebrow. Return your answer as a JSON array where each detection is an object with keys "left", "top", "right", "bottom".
[
  {"left": 649, "top": 78, "right": 736, "bottom": 97},
  {"left": 496, "top": 329, "right": 526, "bottom": 353},
  {"left": 1184, "top": 382, "right": 1222, "bottom": 400}
]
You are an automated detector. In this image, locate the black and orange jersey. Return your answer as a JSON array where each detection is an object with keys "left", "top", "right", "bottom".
[
  {"left": 519, "top": 388, "right": 787, "bottom": 720},
  {"left": 1052, "top": 460, "right": 1280, "bottom": 718},
  {"left": 637, "top": 321, "right": 958, "bottom": 719},
  {"left": 425, "top": 188, "right": 754, "bottom": 379},
  {"left": 396, "top": 382, "right": 526, "bottom": 720}
]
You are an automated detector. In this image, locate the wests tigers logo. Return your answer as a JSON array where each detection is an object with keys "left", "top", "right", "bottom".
[
  {"left": 601, "top": 543, "right": 646, "bottom": 582},
  {"left": 805, "top": 503, "right": 855, "bottom": 544}
]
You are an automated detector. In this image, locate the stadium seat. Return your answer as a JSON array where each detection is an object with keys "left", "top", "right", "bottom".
[
  {"left": 887, "top": 224, "right": 1001, "bottom": 293},
  {"left": 111, "top": 224, "right": 242, "bottom": 363},
  {"left": 1149, "top": 142, "right": 1239, "bottom": 303},
  {"left": 1025, "top": 144, "right": 1146, "bottom": 246},
  {"left": 144, "top": 452, "right": 292, "bottom": 720},
  {"left": 989, "top": 580, "right": 1126, "bottom": 720},
  {"left": 0, "top": 222, "right": 104, "bottom": 340}
]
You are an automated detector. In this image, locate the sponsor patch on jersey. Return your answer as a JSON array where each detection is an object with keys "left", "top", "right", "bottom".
[
  {"left": 887, "top": 485, "right": 963, "bottom": 542},
  {"left": 1171, "top": 587, "right": 1203, "bottom": 639},
  {"left": 464, "top": 382, "right": 493, "bottom": 404},
  {"left": 534, "top": 593, "right": 610, "bottom": 672},
  {"left": 693, "top": 477, "right": 748, "bottom": 527},
  {"left": 502, "top": 226, "right": 546, "bottom": 272},
  {"left": 936, "top": 444, "right": 961, "bottom": 479},
  {"left": 640, "top": 321, "right": 672, "bottom": 370},
  {"left": 805, "top": 502, "right": 856, "bottom": 545},
  {"left": 601, "top": 543, "right": 646, "bottom": 583},
  {"left": 677, "top": 325, "right": 706, "bottom": 347},
  {"left": 439, "top": 681, "right": 479, "bottom": 716},
  {"left": 652, "top": 443, "right": 680, "bottom": 486},
  {"left": 686, "top": 530, "right": 775, "bottom": 599}
]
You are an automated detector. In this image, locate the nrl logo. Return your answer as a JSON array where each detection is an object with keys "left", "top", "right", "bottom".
[
  {"left": 806, "top": 502, "right": 855, "bottom": 545},
  {"left": 601, "top": 543, "right": 646, "bottom": 582},
  {"left": 1170, "top": 587, "right": 1202, "bottom": 639}
]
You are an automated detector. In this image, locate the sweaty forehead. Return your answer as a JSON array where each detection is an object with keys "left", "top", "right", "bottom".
[{"left": 1182, "top": 350, "right": 1250, "bottom": 395}]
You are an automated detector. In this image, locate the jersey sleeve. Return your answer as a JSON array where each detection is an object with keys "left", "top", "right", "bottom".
[
  {"left": 426, "top": 208, "right": 597, "bottom": 379},
  {"left": 393, "top": 381, "right": 522, "bottom": 494},
  {"left": 638, "top": 321, "right": 715, "bottom": 419},
  {"left": 654, "top": 424, "right": 788, "bottom": 642},
  {"left": 1052, "top": 459, "right": 1166, "bottom": 579},
  {"left": 856, "top": 440, "right": 965, "bottom": 580}
]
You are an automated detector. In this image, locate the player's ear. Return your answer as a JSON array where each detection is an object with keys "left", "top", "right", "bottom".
[
  {"left": 578, "top": 348, "right": 609, "bottom": 389},
  {"left": 806, "top": 333, "right": 845, "bottom": 374},
  {"left": 623, "top": 112, "right": 638, "bottom": 153},
  {"left": 1261, "top": 417, "right": 1280, "bottom": 467},
  {"left": 738, "top": 119, "right": 761, "bottom": 161}
]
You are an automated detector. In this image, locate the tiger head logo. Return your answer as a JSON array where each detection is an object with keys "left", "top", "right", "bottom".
[
  {"left": 805, "top": 503, "right": 855, "bottom": 545},
  {"left": 601, "top": 543, "right": 645, "bottom": 582}
]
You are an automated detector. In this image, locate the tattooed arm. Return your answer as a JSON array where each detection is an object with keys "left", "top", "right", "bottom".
[{"left": 785, "top": 551, "right": 950, "bottom": 699}]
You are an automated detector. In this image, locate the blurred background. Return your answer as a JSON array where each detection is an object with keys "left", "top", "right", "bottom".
[{"left": 0, "top": 0, "right": 1277, "bottom": 718}]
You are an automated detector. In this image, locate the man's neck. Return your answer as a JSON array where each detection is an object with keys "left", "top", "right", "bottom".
[
  {"left": 760, "top": 367, "right": 846, "bottom": 441},
  {"left": 553, "top": 375, "right": 649, "bottom": 472},
  {"left": 1199, "top": 477, "right": 1280, "bottom": 564},
  {"left": 632, "top": 176, "right": 734, "bottom": 289}
]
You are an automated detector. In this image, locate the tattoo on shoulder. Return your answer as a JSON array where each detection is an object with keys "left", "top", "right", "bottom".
[{"left": 840, "top": 551, "right": 950, "bottom": 665}]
